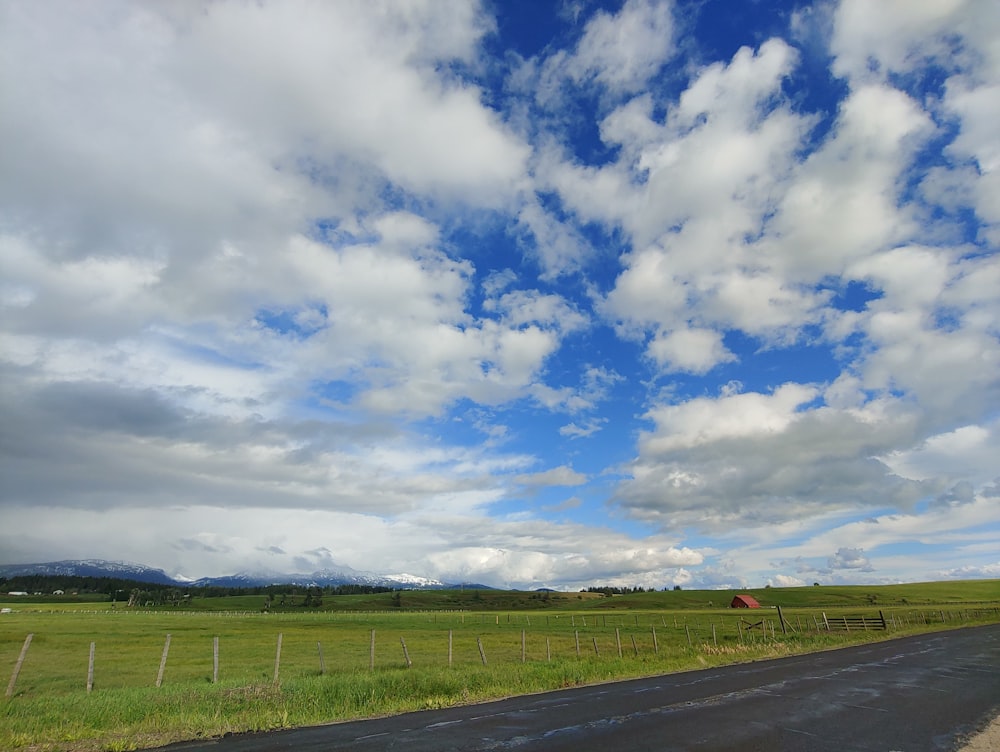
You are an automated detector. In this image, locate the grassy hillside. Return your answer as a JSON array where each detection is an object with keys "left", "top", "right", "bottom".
[
  {"left": 573, "top": 580, "right": 1000, "bottom": 611},
  {"left": 5, "top": 579, "right": 997, "bottom": 614}
]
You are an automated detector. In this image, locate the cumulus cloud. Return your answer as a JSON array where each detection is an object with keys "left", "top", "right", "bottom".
[
  {"left": 828, "top": 547, "right": 873, "bottom": 571},
  {"left": 616, "top": 385, "right": 932, "bottom": 530}
]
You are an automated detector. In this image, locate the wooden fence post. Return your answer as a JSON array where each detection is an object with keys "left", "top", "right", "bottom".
[
  {"left": 273, "top": 633, "right": 283, "bottom": 684},
  {"left": 575, "top": 631, "right": 580, "bottom": 657},
  {"left": 448, "top": 630, "right": 453, "bottom": 667},
  {"left": 317, "top": 642, "right": 326, "bottom": 675},
  {"left": 712, "top": 623, "right": 717, "bottom": 646},
  {"left": 651, "top": 626, "right": 658, "bottom": 654},
  {"left": 521, "top": 630, "right": 526, "bottom": 663},
  {"left": 546, "top": 638, "right": 552, "bottom": 662},
  {"left": 477, "top": 637, "right": 487, "bottom": 666},
  {"left": 776, "top": 606, "right": 788, "bottom": 634},
  {"left": 87, "top": 642, "right": 95, "bottom": 693},
  {"left": 631, "top": 634, "right": 639, "bottom": 656},
  {"left": 370, "top": 630, "right": 375, "bottom": 671},
  {"left": 685, "top": 625, "right": 692, "bottom": 647},
  {"left": 592, "top": 637, "right": 600, "bottom": 657},
  {"left": 213, "top": 637, "right": 219, "bottom": 683},
  {"left": 615, "top": 628, "right": 622, "bottom": 658},
  {"left": 400, "top": 637, "right": 411, "bottom": 667},
  {"left": 156, "top": 634, "right": 171, "bottom": 688},
  {"left": 5, "top": 633, "right": 33, "bottom": 698}
]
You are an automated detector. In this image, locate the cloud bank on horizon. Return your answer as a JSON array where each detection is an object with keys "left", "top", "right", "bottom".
[{"left": 1, "top": 0, "right": 998, "bottom": 590}]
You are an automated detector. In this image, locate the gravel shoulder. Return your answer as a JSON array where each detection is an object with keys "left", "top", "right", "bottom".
[{"left": 959, "top": 713, "right": 1000, "bottom": 751}]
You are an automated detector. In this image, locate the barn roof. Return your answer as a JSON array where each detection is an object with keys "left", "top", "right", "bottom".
[{"left": 730, "top": 594, "right": 761, "bottom": 608}]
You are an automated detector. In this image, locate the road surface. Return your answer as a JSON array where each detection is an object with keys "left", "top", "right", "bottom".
[{"left": 157, "top": 623, "right": 1000, "bottom": 752}]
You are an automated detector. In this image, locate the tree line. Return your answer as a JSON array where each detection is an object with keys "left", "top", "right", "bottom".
[{"left": 1, "top": 575, "right": 397, "bottom": 602}]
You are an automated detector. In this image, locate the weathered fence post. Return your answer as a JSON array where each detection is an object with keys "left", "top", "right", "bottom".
[
  {"left": 448, "top": 630, "right": 453, "bottom": 667},
  {"left": 87, "top": 642, "right": 96, "bottom": 693},
  {"left": 615, "top": 628, "right": 622, "bottom": 658},
  {"left": 156, "top": 634, "right": 171, "bottom": 688},
  {"left": 712, "top": 623, "right": 717, "bottom": 646},
  {"left": 317, "top": 642, "right": 326, "bottom": 675},
  {"left": 546, "top": 637, "right": 552, "bottom": 662},
  {"left": 776, "top": 606, "right": 788, "bottom": 635},
  {"left": 213, "top": 637, "right": 219, "bottom": 683},
  {"left": 685, "top": 625, "right": 692, "bottom": 647},
  {"left": 400, "top": 637, "right": 411, "bottom": 667},
  {"left": 651, "top": 626, "right": 658, "bottom": 654},
  {"left": 592, "top": 637, "right": 600, "bottom": 656},
  {"left": 273, "top": 633, "right": 283, "bottom": 683},
  {"left": 5, "top": 633, "right": 33, "bottom": 698},
  {"left": 575, "top": 630, "right": 581, "bottom": 657},
  {"left": 370, "top": 630, "right": 375, "bottom": 671},
  {"left": 477, "top": 637, "right": 488, "bottom": 666},
  {"left": 631, "top": 634, "right": 639, "bottom": 656}
]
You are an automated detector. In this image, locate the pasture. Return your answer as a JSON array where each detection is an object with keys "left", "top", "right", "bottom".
[{"left": 3, "top": 580, "right": 999, "bottom": 751}]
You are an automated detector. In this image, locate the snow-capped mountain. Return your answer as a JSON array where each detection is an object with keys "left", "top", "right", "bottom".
[
  {"left": 0, "top": 559, "right": 178, "bottom": 586},
  {"left": 190, "top": 567, "right": 448, "bottom": 589},
  {"left": 0, "top": 559, "right": 452, "bottom": 589}
]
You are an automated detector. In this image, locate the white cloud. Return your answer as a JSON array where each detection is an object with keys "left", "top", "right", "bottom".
[
  {"left": 762, "top": 85, "right": 932, "bottom": 281},
  {"left": 828, "top": 547, "right": 873, "bottom": 571},
  {"left": 617, "top": 386, "right": 933, "bottom": 530},
  {"left": 881, "top": 421, "right": 999, "bottom": 490},
  {"left": 769, "top": 574, "right": 807, "bottom": 587},
  {"left": 830, "top": 0, "right": 1000, "bottom": 244},
  {"left": 640, "top": 383, "right": 819, "bottom": 453},
  {"left": 514, "top": 466, "right": 588, "bottom": 489},
  {"left": 565, "top": 0, "right": 675, "bottom": 93},
  {"left": 648, "top": 327, "right": 734, "bottom": 374}
]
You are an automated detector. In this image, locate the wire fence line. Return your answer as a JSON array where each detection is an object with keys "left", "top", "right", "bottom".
[{"left": 5, "top": 607, "right": 998, "bottom": 697}]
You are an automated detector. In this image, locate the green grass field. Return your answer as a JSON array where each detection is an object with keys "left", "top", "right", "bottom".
[{"left": 3, "top": 580, "right": 998, "bottom": 751}]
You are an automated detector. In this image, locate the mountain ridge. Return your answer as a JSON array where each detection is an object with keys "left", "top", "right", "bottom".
[{"left": 0, "top": 559, "right": 476, "bottom": 590}]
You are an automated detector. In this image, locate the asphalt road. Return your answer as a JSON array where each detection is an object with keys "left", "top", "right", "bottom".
[{"left": 158, "top": 623, "right": 1000, "bottom": 752}]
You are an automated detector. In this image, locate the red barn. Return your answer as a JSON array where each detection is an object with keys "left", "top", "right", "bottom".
[{"left": 730, "top": 594, "right": 761, "bottom": 608}]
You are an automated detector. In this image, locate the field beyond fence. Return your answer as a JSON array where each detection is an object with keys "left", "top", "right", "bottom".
[{"left": 3, "top": 586, "right": 999, "bottom": 751}]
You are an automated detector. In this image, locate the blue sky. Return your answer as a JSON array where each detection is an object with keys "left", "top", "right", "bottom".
[{"left": 1, "top": 0, "right": 998, "bottom": 589}]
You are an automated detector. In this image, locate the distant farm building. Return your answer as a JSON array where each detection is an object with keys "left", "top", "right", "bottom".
[{"left": 730, "top": 594, "right": 761, "bottom": 608}]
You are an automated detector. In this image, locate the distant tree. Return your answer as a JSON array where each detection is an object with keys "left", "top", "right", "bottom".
[{"left": 673, "top": 585, "right": 682, "bottom": 591}]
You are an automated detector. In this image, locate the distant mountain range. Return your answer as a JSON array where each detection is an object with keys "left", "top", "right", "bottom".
[{"left": 0, "top": 559, "right": 488, "bottom": 590}]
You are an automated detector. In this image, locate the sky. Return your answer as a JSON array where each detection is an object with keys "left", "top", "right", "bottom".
[{"left": 1, "top": 0, "right": 998, "bottom": 591}]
